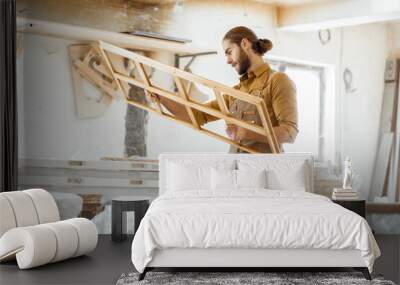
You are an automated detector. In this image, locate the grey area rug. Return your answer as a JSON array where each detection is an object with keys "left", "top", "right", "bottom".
[{"left": 116, "top": 272, "right": 396, "bottom": 285}]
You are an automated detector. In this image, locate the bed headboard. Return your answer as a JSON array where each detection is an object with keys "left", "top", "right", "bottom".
[{"left": 159, "top": 153, "right": 314, "bottom": 195}]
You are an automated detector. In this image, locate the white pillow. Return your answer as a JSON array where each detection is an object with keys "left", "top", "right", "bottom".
[
  {"left": 211, "top": 168, "right": 267, "bottom": 190},
  {"left": 167, "top": 160, "right": 235, "bottom": 191},
  {"left": 267, "top": 166, "right": 306, "bottom": 191},
  {"left": 238, "top": 159, "right": 308, "bottom": 191},
  {"left": 211, "top": 168, "right": 236, "bottom": 190},
  {"left": 237, "top": 169, "right": 267, "bottom": 189}
]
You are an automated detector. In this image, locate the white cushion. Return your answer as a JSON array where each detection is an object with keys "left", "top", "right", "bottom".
[
  {"left": 238, "top": 158, "right": 308, "bottom": 191},
  {"left": 42, "top": 221, "right": 79, "bottom": 262},
  {"left": 64, "top": 218, "right": 98, "bottom": 257},
  {"left": 211, "top": 169, "right": 267, "bottom": 191},
  {"left": 0, "top": 196, "right": 17, "bottom": 237},
  {"left": 167, "top": 160, "right": 235, "bottom": 192},
  {"left": 0, "top": 225, "right": 57, "bottom": 269},
  {"left": 211, "top": 168, "right": 236, "bottom": 190},
  {"left": 1, "top": 192, "right": 39, "bottom": 227},
  {"left": 24, "top": 189, "right": 60, "bottom": 223},
  {"left": 268, "top": 163, "right": 306, "bottom": 191},
  {"left": 0, "top": 189, "right": 60, "bottom": 237},
  {"left": 237, "top": 169, "right": 267, "bottom": 189}
]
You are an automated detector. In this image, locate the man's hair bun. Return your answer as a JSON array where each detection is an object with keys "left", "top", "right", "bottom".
[{"left": 252, "top": 38, "right": 273, "bottom": 55}]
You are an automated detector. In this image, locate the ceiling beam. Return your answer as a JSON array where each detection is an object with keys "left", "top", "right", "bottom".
[
  {"left": 278, "top": 0, "right": 400, "bottom": 32},
  {"left": 17, "top": 17, "right": 215, "bottom": 55}
]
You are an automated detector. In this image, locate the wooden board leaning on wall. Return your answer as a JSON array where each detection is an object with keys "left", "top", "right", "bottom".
[{"left": 368, "top": 58, "right": 400, "bottom": 213}]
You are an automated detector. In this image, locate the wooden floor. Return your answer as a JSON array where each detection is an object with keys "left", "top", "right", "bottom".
[{"left": 0, "top": 235, "right": 399, "bottom": 285}]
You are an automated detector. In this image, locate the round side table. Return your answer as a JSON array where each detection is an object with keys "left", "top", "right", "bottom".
[{"left": 111, "top": 196, "right": 150, "bottom": 242}]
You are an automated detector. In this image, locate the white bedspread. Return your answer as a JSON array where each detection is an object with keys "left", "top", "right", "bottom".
[{"left": 131, "top": 190, "right": 380, "bottom": 273}]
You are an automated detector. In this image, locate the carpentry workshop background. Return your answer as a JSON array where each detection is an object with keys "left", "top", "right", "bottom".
[{"left": 14, "top": 0, "right": 400, "bottom": 234}]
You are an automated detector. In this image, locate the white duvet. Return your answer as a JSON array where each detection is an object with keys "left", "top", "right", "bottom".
[{"left": 131, "top": 190, "right": 380, "bottom": 273}]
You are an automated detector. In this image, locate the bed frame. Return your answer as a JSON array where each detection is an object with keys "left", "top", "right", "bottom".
[
  {"left": 139, "top": 248, "right": 371, "bottom": 280},
  {"left": 138, "top": 153, "right": 372, "bottom": 281}
]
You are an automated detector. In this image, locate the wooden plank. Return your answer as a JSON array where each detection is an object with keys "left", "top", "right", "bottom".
[
  {"left": 366, "top": 203, "right": 400, "bottom": 214},
  {"left": 83, "top": 48, "right": 95, "bottom": 64},
  {"left": 88, "top": 45, "right": 115, "bottom": 80},
  {"left": 257, "top": 102, "right": 280, "bottom": 153},
  {"left": 117, "top": 73, "right": 268, "bottom": 137},
  {"left": 74, "top": 60, "right": 120, "bottom": 98},
  {"left": 126, "top": 99, "right": 258, "bottom": 153},
  {"left": 96, "top": 46, "right": 129, "bottom": 101},
  {"left": 100, "top": 157, "right": 158, "bottom": 163},
  {"left": 197, "top": 126, "right": 257, "bottom": 154},
  {"left": 134, "top": 61, "right": 163, "bottom": 114},
  {"left": 19, "top": 167, "right": 159, "bottom": 180},
  {"left": 369, "top": 59, "right": 399, "bottom": 202},
  {"left": 27, "top": 186, "right": 159, "bottom": 197},
  {"left": 80, "top": 47, "right": 119, "bottom": 93},
  {"left": 19, "top": 175, "right": 158, "bottom": 189},
  {"left": 98, "top": 41, "right": 263, "bottom": 104},
  {"left": 19, "top": 158, "right": 159, "bottom": 171},
  {"left": 214, "top": 89, "right": 229, "bottom": 115},
  {"left": 161, "top": 113, "right": 257, "bottom": 154},
  {"left": 388, "top": 129, "right": 400, "bottom": 203},
  {"left": 369, "top": 132, "right": 394, "bottom": 201},
  {"left": 68, "top": 45, "right": 112, "bottom": 119},
  {"left": 174, "top": 76, "right": 200, "bottom": 129},
  {"left": 387, "top": 60, "right": 400, "bottom": 202},
  {"left": 398, "top": 147, "right": 400, "bottom": 203},
  {"left": 128, "top": 97, "right": 257, "bottom": 153},
  {"left": 93, "top": 47, "right": 130, "bottom": 94}
]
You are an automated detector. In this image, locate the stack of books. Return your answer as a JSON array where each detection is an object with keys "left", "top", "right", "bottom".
[{"left": 332, "top": 188, "right": 359, "bottom": 200}]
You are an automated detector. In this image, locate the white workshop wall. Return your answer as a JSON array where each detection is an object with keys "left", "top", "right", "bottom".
[
  {"left": 18, "top": 1, "right": 391, "bottom": 196},
  {"left": 388, "top": 21, "right": 400, "bottom": 58},
  {"left": 21, "top": 34, "right": 126, "bottom": 160}
]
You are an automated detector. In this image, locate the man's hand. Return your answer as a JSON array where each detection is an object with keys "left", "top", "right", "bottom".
[
  {"left": 145, "top": 91, "right": 193, "bottom": 124},
  {"left": 226, "top": 124, "right": 248, "bottom": 141},
  {"left": 145, "top": 91, "right": 160, "bottom": 104}
]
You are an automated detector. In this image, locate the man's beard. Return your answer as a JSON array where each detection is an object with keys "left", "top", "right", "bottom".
[{"left": 235, "top": 48, "right": 251, "bottom": 75}]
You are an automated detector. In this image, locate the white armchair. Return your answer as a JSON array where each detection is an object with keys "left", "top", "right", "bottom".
[{"left": 0, "top": 189, "right": 98, "bottom": 269}]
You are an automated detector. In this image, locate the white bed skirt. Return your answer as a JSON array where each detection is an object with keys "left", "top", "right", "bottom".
[{"left": 148, "top": 248, "right": 366, "bottom": 268}]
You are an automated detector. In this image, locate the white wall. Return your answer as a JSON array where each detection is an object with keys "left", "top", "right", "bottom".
[
  {"left": 21, "top": 34, "right": 126, "bottom": 160},
  {"left": 388, "top": 21, "right": 400, "bottom": 57},
  {"left": 18, "top": 1, "right": 392, "bottom": 196}
]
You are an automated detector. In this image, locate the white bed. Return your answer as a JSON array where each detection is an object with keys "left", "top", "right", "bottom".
[{"left": 131, "top": 153, "right": 380, "bottom": 280}]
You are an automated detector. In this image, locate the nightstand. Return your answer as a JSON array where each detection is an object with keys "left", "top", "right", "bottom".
[
  {"left": 332, "top": 199, "right": 366, "bottom": 218},
  {"left": 111, "top": 196, "right": 150, "bottom": 242}
]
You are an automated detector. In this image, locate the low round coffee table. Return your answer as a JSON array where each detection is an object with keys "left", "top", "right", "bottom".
[{"left": 111, "top": 196, "right": 150, "bottom": 242}]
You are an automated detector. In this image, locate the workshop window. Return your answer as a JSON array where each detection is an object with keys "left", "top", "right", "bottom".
[{"left": 268, "top": 59, "right": 336, "bottom": 163}]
